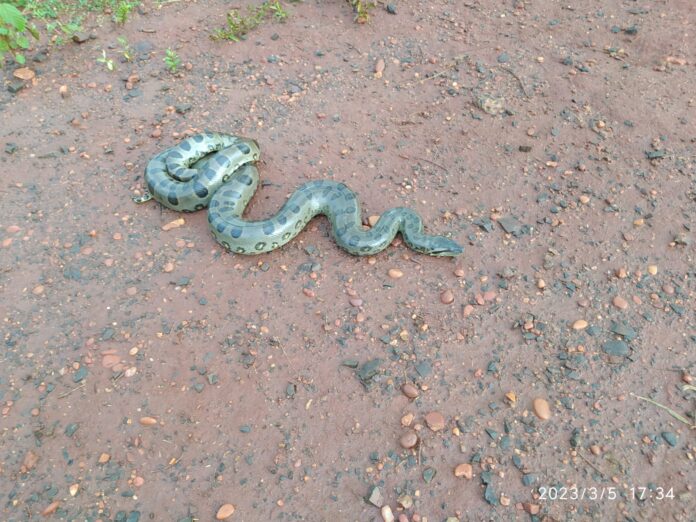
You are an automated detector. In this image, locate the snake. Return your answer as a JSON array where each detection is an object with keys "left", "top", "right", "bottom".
[{"left": 133, "top": 131, "right": 463, "bottom": 257}]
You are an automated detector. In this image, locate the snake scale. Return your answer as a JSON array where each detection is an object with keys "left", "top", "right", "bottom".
[{"left": 134, "top": 132, "right": 463, "bottom": 257}]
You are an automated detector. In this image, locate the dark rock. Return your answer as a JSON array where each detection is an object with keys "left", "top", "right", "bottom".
[
  {"left": 357, "top": 359, "right": 383, "bottom": 383},
  {"left": 73, "top": 367, "right": 88, "bottom": 383},
  {"left": 133, "top": 40, "right": 154, "bottom": 60},
  {"left": 33, "top": 49, "right": 49, "bottom": 63},
  {"left": 133, "top": 40, "right": 155, "bottom": 54},
  {"left": 7, "top": 80, "right": 25, "bottom": 94},
  {"left": 610, "top": 322, "right": 637, "bottom": 341},
  {"left": 498, "top": 215, "right": 526, "bottom": 236},
  {"left": 483, "top": 484, "right": 498, "bottom": 505},
  {"left": 415, "top": 360, "right": 432, "bottom": 377},
  {"left": 386, "top": 3, "right": 397, "bottom": 14},
  {"left": 602, "top": 340, "right": 629, "bottom": 357},
  {"left": 5, "top": 143, "right": 18, "bottom": 154},
  {"left": 423, "top": 467, "right": 436, "bottom": 483},
  {"left": 175, "top": 103, "right": 192, "bottom": 114},
  {"left": 522, "top": 473, "right": 537, "bottom": 486},
  {"left": 661, "top": 432, "right": 677, "bottom": 447},
  {"left": 473, "top": 217, "right": 494, "bottom": 232},
  {"left": 72, "top": 32, "right": 90, "bottom": 43}
]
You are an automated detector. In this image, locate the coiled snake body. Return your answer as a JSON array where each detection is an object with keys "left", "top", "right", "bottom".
[{"left": 134, "top": 132, "right": 463, "bottom": 256}]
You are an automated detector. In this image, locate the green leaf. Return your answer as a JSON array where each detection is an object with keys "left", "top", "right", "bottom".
[
  {"left": 16, "top": 34, "right": 28, "bottom": 48},
  {"left": 0, "top": 26, "right": 8, "bottom": 35},
  {"left": 28, "top": 24, "right": 39, "bottom": 40},
  {"left": 0, "top": 39, "right": 8, "bottom": 51},
  {"left": 0, "top": 4, "right": 26, "bottom": 32},
  {"left": 15, "top": 52, "right": 25, "bottom": 64}
]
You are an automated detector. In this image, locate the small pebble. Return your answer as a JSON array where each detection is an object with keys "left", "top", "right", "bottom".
[
  {"left": 32, "top": 285, "right": 44, "bottom": 295},
  {"left": 572, "top": 319, "right": 588, "bottom": 330},
  {"left": 216, "top": 504, "right": 236, "bottom": 520},
  {"left": 400, "top": 431, "right": 418, "bottom": 449},
  {"left": 374, "top": 58, "right": 386, "bottom": 78},
  {"left": 454, "top": 463, "right": 473, "bottom": 479},
  {"left": 612, "top": 296, "right": 628, "bottom": 310},
  {"left": 13, "top": 67, "right": 35, "bottom": 80},
  {"left": 397, "top": 495, "right": 413, "bottom": 509},
  {"left": 388, "top": 268, "right": 404, "bottom": 279},
  {"left": 381, "top": 505, "right": 395, "bottom": 522},
  {"left": 424, "top": 411, "right": 445, "bottom": 431},
  {"left": 532, "top": 398, "right": 551, "bottom": 420},
  {"left": 647, "top": 264, "right": 658, "bottom": 275},
  {"left": 440, "top": 289, "right": 454, "bottom": 304},
  {"left": 401, "top": 383, "right": 419, "bottom": 399},
  {"left": 139, "top": 416, "right": 157, "bottom": 426},
  {"left": 163, "top": 262, "right": 174, "bottom": 273},
  {"left": 42, "top": 501, "right": 60, "bottom": 516},
  {"left": 162, "top": 218, "right": 185, "bottom": 231}
]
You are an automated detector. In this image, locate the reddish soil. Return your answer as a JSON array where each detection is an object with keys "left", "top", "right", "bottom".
[{"left": 1, "top": 1, "right": 694, "bottom": 521}]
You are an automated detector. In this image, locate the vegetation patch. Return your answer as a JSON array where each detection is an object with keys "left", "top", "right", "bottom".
[
  {"left": 211, "top": 0, "right": 288, "bottom": 42},
  {"left": 0, "top": 3, "right": 38, "bottom": 65}
]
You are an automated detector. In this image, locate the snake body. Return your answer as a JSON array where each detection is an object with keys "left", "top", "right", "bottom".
[{"left": 136, "top": 132, "right": 463, "bottom": 257}]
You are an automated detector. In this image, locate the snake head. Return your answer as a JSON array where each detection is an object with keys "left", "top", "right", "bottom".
[{"left": 428, "top": 239, "right": 463, "bottom": 257}]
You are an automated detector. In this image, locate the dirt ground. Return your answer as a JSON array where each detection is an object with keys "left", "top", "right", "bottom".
[{"left": 1, "top": 0, "right": 695, "bottom": 520}]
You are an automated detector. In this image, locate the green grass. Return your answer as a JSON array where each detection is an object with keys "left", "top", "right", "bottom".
[
  {"left": 347, "top": 0, "right": 374, "bottom": 24},
  {"left": 0, "top": 2, "right": 39, "bottom": 65},
  {"left": 112, "top": 0, "right": 135, "bottom": 24},
  {"left": 163, "top": 47, "right": 180, "bottom": 73},
  {"left": 211, "top": 0, "right": 288, "bottom": 42},
  {"left": 10, "top": 0, "right": 122, "bottom": 20}
]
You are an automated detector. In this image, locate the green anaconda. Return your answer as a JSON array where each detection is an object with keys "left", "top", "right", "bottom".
[{"left": 134, "top": 132, "right": 463, "bottom": 257}]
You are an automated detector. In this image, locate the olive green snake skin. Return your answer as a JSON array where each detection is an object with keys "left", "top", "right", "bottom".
[{"left": 133, "top": 132, "right": 463, "bottom": 256}]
